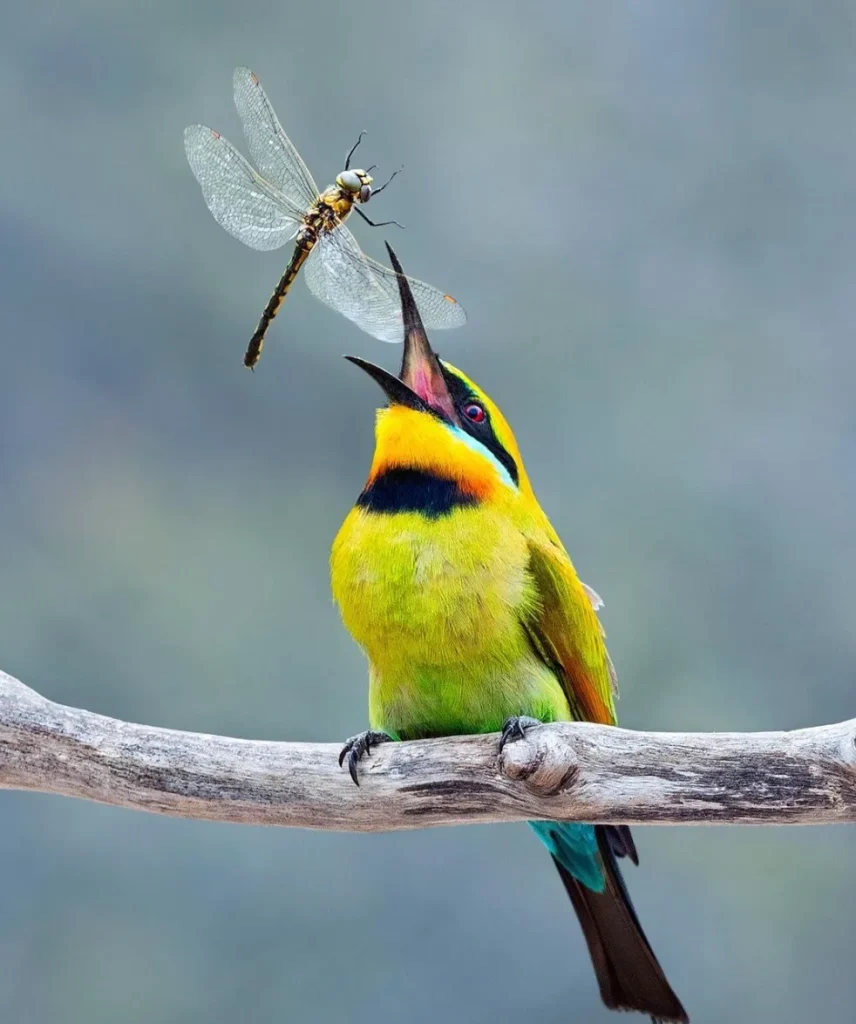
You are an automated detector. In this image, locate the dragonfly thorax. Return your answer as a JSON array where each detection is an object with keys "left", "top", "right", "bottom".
[{"left": 336, "top": 168, "right": 373, "bottom": 203}]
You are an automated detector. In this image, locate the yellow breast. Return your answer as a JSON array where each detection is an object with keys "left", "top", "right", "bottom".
[
  {"left": 331, "top": 503, "right": 534, "bottom": 673},
  {"left": 331, "top": 502, "right": 572, "bottom": 738}
]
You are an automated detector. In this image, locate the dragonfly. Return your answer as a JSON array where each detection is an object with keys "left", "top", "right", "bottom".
[{"left": 185, "top": 67, "right": 467, "bottom": 369}]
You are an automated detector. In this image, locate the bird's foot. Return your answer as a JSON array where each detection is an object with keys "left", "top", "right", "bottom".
[
  {"left": 498, "top": 715, "right": 542, "bottom": 754},
  {"left": 338, "top": 730, "right": 392, "bottom": 786}
]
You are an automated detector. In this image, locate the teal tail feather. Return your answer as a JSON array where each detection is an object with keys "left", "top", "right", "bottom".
[{"left": 529, "top": 822, "right": 688, "bottom": 1023}]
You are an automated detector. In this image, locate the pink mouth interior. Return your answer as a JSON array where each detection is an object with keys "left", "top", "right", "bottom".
[{"left": 410, "top": 365, "right": 457, "bottom": 421}]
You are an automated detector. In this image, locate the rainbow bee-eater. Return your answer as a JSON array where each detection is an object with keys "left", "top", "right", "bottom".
[{"left": 331, "top": 244, "right": 688, "bottom": 1023}]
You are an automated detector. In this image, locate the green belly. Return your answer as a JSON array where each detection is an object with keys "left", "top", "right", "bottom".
[{"left": 370, "top": 657, "right": 571, "bottom": 741}]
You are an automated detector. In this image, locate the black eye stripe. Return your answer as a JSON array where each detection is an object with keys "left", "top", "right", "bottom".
[{"left": 440, "top": 368, "right": 520, "bottom": 486}]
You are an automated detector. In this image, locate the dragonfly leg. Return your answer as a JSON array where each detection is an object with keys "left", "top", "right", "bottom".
[
  {"left": 344, "top": 130, "right": 366, "bottom": 170},
  {"left": 370, "top": 165, "right": 403, "bottom": 196},
  {"left": 355, "top": 206, "right": 405, "bottom": 230}
]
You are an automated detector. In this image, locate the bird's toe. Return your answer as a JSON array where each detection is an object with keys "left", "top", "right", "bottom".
[
  {"left": 498, "top": 715, "right": 542, "bottom": 753},
  {"left": 338, "top": 730, "right": 392, "bottom": 786}
]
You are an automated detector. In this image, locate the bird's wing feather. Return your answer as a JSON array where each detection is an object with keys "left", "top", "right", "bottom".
[{"left": 524, "top": 538, "right": 618, "bottom": 725}]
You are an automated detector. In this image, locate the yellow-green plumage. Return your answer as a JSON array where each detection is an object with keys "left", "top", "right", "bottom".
[
  {"left": 333, "top": 498, "right": 570, "bottom": 739},
  {"left": 332, "top": 245, "right": 687, "bottom": 1023},
  {"left": 332, "top": 368, "right": 616, "bottom": 740}
]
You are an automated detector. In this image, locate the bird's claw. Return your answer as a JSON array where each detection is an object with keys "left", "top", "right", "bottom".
[
  {"left": 498, "top": 715, "right": 542, "bottom": 754},
  {"left": 338, "top": 730, "right": 392, "bottom": 786}
]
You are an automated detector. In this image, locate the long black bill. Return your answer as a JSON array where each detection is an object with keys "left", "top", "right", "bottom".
[
  {"left": 385, "top": 244, "right": 435, "bottom": 381},
  {"left": 345, "top": 244, "right": 459, "bottom": 423}
]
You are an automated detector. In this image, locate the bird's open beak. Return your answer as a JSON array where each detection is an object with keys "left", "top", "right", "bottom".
[{"left": 345, "top": 244, "right": 460, "bottom": 425}]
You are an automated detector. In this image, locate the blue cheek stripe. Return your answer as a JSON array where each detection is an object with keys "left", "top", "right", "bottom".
[{"left": 449, "top": 427, "right": 517, "bottom": 490}]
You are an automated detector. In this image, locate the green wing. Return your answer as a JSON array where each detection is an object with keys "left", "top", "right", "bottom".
[{"left": 524, "top": 538, "right": 618, "bottom": 726}]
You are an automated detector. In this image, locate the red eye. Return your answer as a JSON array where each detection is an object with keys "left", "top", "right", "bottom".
[{"left": 464, "top": 403, "right": 485, "bottom": 423}]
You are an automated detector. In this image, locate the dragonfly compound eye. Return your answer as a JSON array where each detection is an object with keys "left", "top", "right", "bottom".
[
  {"left": 359, "top": 184, "right": 372, "bottom": 203},
  {"left": 337, "top": 170, "right": 362, "bottom": 193}
]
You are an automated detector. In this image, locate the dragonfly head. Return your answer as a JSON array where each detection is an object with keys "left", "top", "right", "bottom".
[{"left": 336, "top": 168, "right": 373, "bottom": 203}]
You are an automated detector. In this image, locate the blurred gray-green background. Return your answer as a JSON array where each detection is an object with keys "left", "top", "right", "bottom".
[{"left": 2, "top": 2, "right": 854, "bottom": 1022}]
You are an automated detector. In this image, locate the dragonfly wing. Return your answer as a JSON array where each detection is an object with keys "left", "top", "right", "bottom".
[
  {"left": 184, "top": 124, "right": 302, "bottom": 252},
  {"left": 233, "top": 67, "right": 320, "bottom": 208},
  {"left": 304, "top": 224, "right": 467, "bottom": 342},
  {"left": 362, "top": 250, "right": 468, "bottom": 335}
]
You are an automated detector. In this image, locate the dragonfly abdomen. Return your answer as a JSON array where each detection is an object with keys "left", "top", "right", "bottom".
[{"left": 244, "top": 232, "right": 317, "bottom": 369}]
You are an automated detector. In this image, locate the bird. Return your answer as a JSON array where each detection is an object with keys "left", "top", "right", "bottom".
[{"left": 330, "top": 243, "right": 688, "bottom": 1023}]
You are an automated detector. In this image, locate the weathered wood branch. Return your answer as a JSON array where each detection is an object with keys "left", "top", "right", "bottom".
[{"left": 0, "top": 669, "right": 854, "bottom": 830}]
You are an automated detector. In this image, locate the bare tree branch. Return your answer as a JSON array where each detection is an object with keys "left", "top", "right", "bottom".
[{"left": 1, "top": 669, "right": 854, "bottom": 830}]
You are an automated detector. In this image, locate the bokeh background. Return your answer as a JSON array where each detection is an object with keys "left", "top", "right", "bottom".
[{"left": 2, "top": 2, "right": 855, "bottom": 1022}]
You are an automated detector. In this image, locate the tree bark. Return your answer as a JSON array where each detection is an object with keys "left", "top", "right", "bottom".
[{"left": 1, "top": 669, "right": 854, "bottom": 830}]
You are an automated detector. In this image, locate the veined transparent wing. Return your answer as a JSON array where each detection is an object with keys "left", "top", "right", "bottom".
[
  {"left": 233, "top": 67, "right": 319, "bottom": 210},
  {"left": 304, "top": 224, "right": 467, "bottom": 343},
  {"left": 184, "top": 124, "right": 303, "bottom": 252}
]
